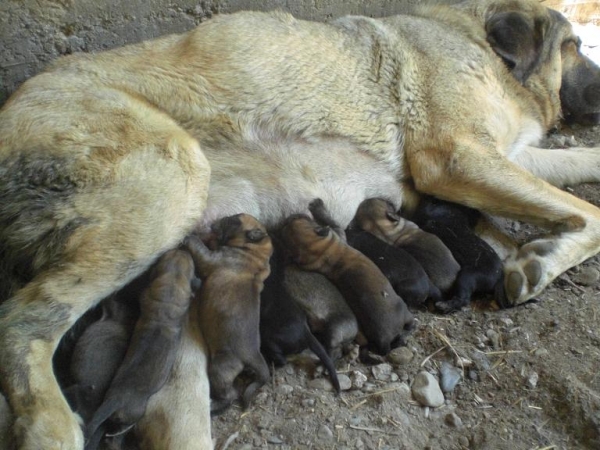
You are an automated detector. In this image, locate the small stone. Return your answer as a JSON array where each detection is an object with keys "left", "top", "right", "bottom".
[
  {"left": 573, "top": 267, "right": 600, "bottom": 286},
  {"left": 317, "top": 424, "right": 334, "bottom": 440},
  {"left": 526, "top": 371, "right": 539, "bottom": 389},
  {"left": 458, "top": 435, "right": 470, "bottom": 448},
  {"left": 468, "top": 370, "right": 479, "bottom": 382},
  {"left": 267, "top": 435, "right": 283, "bottom": 444},
  {"left": 486, "top": 329, "right": 500, "bottom": 349},
  {"left": 566, "top": 135, "right": 578, "bottom": 147},
  {"left": 308, "top": 378, "right": 334, "bottom": 391},
  {"left": 276, "top": 384, "right": 294, "bottom": 396},
  {"left": 301, "top": 398, "right": 315, "bottom": 407},
  {"left": 390, "top": 373, "right": 399, "bottom": 382},
  {"left": 454, "top": 356, "right": 473, "bottom": 368},
  {"left": 338, "top": 374, "right": 352, "bottom": 391},
  {"left": 499, "top": 317, "right": 514, "bottom": 327},
  {"left": 445, "top": 412, "right": 463, "bottom": 428},
  {"left": 349, "top": 415, "right": 365, "bottom": 426},
  {"left": 372, "top": 363, "right": 393, "bottom": 381},
  {"left": 411, "top": 371, "right": 445, "bottom": 407},
  {"left": 351, "top": 371, "right": 367, "bottom": 389},
  {"left": 534, "top": 348, "right": 549, "bottom": 357},
  {"left": 440, "top": 362, "right": 462, "bottom": 393},
  {"left": 388, "top": 347, "right": 413, "bottom": 365}
]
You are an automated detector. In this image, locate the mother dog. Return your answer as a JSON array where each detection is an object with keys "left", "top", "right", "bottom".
[{"left": 1, "top": 0, "right": 599, "bottom": 448}]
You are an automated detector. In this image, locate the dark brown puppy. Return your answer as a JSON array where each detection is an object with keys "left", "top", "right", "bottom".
[
  {"left": 260, "top": 238, "right": 340, "bottom": 392},
  {"left": 186, "top": 214, "right": 272, "bottom": 414},
  {"left": 411, "top": 197, "right": 504, "bottom": 312},
  {"left": 283, "top": 267, "right": 358, "bottom": 361},
  {"left": 62, "top": 297, "right": 135, "bottom": 425},
  {"left": 85, "top": 249, "right": 195, "bottom": 449},
  {"left": 353, "top": 198, "right": 461, "bottom": 295},
  {"left": 280, "top": 206, "right": 414, "bottom": 356}
]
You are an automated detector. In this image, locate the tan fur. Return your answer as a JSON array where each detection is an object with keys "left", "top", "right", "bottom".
[{"left": 0, "top": 0, "right": 599, "bottom": 447}]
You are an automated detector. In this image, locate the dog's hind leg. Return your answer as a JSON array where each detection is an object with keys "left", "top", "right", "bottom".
[
  {"left": 0, "top": 130, "right": 210, "bottom": 449},
  {"left": 513, "top": 145, "right": 600, "bottom": 187},
  {"left": 409, "top": 141, "right": 600, "bottom": 305}
]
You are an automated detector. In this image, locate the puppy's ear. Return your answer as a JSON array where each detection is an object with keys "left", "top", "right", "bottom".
[
  {"left": 315, "top": 226, "right": 330, "bottom": 237},
  {"left": 385, "top": 211, "right": 401, "bottom": 223},
  {"left": 485, "top": 11, "right": 545, "bottom": 83},
  {"left": 246, "top": 228, "right": 267, "bottom": 243}
]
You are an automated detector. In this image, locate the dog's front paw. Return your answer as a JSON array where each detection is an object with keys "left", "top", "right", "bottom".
[
  {"left": 502, "top": 239, "right": 556, "bottom": 305},
  {"left": 14, "top": 406, "right": 84, "bottom": 450}
]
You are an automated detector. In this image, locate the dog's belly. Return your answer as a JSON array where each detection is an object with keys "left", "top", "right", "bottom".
[{"left": 199, "top": 135, "right": 404, "bottom": 230}]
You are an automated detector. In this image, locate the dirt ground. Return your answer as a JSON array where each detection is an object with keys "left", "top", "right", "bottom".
[{"left": 210, "top": 125, "right": 600, "bottom": 450}]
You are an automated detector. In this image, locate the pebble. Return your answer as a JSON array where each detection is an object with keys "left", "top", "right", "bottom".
[
  {"left": 566, "top": 135, "right": 578, "bottom": 147},
  {"left": 445, "top": 412, "right": 463, "bottom": 428},
  {"left": 301, "top": 398, "right": 315, "bottom": 407},
  {"left": 534, "top": 348, "right": 549, "bottom": 357},
  {"left": 526, "top": 371, "right": 539, "bottom": 389},
  {"left": 499, "top": 317, "right": 514, "bottom": 327},
  {"left": 276, "top": 384, "right": 294, "bottom": 396},
  {"left": 572, "top": 267, "right": 600, "bottom": 286},
  {"left": 458, "top": 435, "right": 470, "bottom": 448},
  {"left": 486, "top": 329, "right": 500, "bottom": 349},
  {"left": 308, "top": 378, "right": 334, "bottom": 391},
  {"left": 317, "top": 424, "right": 334, "bottom": 440},
  {"left": 471, "top": 351, "right": 491, "bottom": 371},
  {"left": 388, "top": 347, "right": 413, "bottom": 365},
  {"left": 338, "top": 374, "right": 352, "bottom": 391},
  {"left": 411, "top": 371, "right": 445, "bottom": 407},
  {"left": 454, "top": 356, "right": 473, "bottom": 368},
  {"left": 440, "top": 362, "right": 462, "bottom": 393},
  {"left": 372, "top": 363, "right": 393, "bottom": 381},
  {"left": 468, "top": 370, "right": 479, "bottom": 382},
  {"left": 351, "top": 371, "right": 367, "bottom": 389},
  {"left": 267, "top": 435, "right": 283, "bottom": 444}
]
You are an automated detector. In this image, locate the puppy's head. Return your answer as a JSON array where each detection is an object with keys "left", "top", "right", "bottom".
[
  {"left": 211, "top": 213, "right": 271, "bottom": 255},
  {"left": 280, "top": 214, "right": 337, "bottom": 269},
  {"left": 476, "top": 0, "right": 600, "bottom": 125},
  {"left": 353, "top": 198, "right": 411, "bottom": 240}
]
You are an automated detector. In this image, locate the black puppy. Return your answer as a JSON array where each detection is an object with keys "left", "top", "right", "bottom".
[
  {"left": 346, "top": 228, "right": 441, "bottom": 307},
  {"left": 411, "top": 197, "right": 504, "bottom": 312},
  {"left": 260, "top": 238, "right": 341, "bottom": 392},
  {"left": 86, "top": 249, "right": 196, "bottom": 449}
]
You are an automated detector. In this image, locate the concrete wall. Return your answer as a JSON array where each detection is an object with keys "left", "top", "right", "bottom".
[{"left": 0, "top": 0, "right": 435, "bottom": 106}]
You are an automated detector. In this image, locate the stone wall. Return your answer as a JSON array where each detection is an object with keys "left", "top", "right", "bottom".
[{"left": 0, "top": 0, "right": 438, "bottom": 106}]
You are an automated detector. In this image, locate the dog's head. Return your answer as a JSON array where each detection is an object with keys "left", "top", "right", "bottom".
[
  {"left": 464, "top": 0, "right": 600, "bottom": 125},
  {"left": 210, "top": 213, "right": 272, "bottom": 256},
  {"left": 352, "top": 198, "right": 417, "bottom": 244},
  {"left": 279, "top": 214, "right": 339, "bottom": 269}
]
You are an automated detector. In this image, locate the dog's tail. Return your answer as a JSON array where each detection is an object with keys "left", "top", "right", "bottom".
[
  {"left": 84, "top": 396, "right": 125, "bottom": 450},
  {"left": 241, "top": 354, "right": 271, "bottom": 409},
  {"left": 305, "top": 322, "right": 341, "bottom": 393}
]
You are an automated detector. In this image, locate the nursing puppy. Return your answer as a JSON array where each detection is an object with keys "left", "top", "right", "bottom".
[
  {"left": 85, "top": 249, "right": 195, "bottom": 448},
  {"left": 260, "top": 238, "right": 341, "bottom": 392},
  {"left": 185, "top": 214, "right": 272, "bottom": 413},
  {"left": 0, "top": 392, "right": 13, "bottom": 450},
  {"left": 280, "top": 208, "right": 415, "bottom": 356},
  {"left": 283, "top": 268, "right": 359, "bottom": 361},
  {"left": 353, "top": 198, "right": 460, "bottom": 295},
  {"left": 62, "top": 297, "right": 135, "bottom": 425},
  {"left": 412, "top": 197, "right": 504, "bottom": 312}
]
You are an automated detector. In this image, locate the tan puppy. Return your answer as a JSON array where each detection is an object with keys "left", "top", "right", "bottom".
[
  {"left": 0, "top": 1, "right": 599, "bottom": 447},
  {"left": 185, "top": 214, "right": 272, "bottom": 414},
  {"left": 353, "top": 198, "right": 460, "bottom": 294},
  {"left": 280, "top": 210, "right": 415, "bottom": 356}
]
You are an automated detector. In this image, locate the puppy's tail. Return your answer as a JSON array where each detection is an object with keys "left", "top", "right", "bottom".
[
  {"left": 241, "top": 354, "right": 271, "bottom": 409},
  {"left": 305, "top": 323, "right": 341, "bottom": 393}
]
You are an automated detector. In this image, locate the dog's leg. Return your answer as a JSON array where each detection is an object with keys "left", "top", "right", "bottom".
[
  {"left": 513, "top": 145, "right": 600, "bottom": 187},
  {"left": 410, "top": 143, "right": 600, "bottom": 305},
  {"left": 0, "top": 134, "right": 210, "bottom": 449},
  {"left": 136, "top": 313, "right": 212, "bottom": 450}
]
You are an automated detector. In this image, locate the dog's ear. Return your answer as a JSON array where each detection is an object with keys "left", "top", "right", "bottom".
[
  {"left": 246, "top": 228, "right": 267, "bottom": 242},
  {"left": 485, "top": 11, "right": 544, "bottom": 84},
  {"left": 315, "top": 226, "right": 330, "bottom": 237}
]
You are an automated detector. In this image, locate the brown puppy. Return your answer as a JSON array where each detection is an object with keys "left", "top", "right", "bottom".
[
  {"left": 280, "top": 206, "right": 414, "bottom": 356},
  {"left": 185, "top": 213, "right": 272, "bottom": 414},
  {"left": 85, "top": 249, "right": 196, "bottom": 448},
  {"left": 283, "top": 267, "right": 359, "bottom": 361},
  {"left": 353, "top": 198, "right": 461, "bottom": 295}
]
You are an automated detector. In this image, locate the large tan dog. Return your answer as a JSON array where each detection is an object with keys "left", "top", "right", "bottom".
[{"left": 0, "top": 0, "right": 599, "bottom": 448}]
